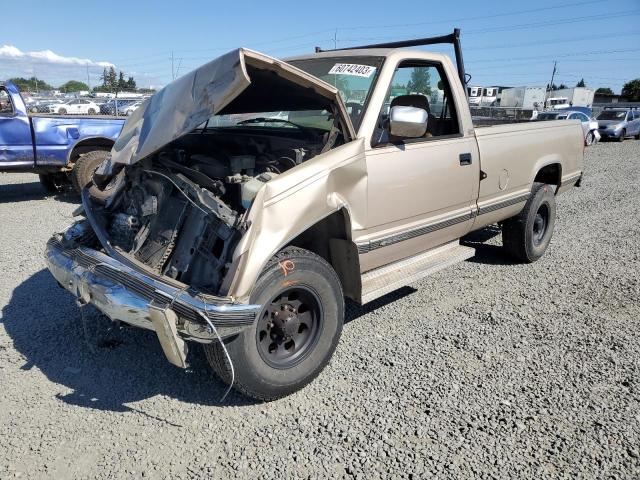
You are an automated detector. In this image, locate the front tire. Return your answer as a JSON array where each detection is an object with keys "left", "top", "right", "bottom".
[
  {"left": 502, "top": 182, "right": 556, "bottom": 263},
  {"left": 205, "top": 247, "right": 344, "bottom": 401},
  {"left": 618, "top": 129, "right": 626, "bottom": 142},
  {"left": 70, "top": 150, "right": 110, "bottom": 198},
  {"left": 58, "top": 108, "right": 67, "bottom": 115},
  {"left": 585, "top": 131, "right": 595, "bottom": 146},
  {"left": 87, "top": 108, "right": 96, "bottom": 115}
]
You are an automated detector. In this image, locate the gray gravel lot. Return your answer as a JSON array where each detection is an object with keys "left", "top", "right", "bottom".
[{"left": 1, "top": 141, "right": 639, "bottom": 479}]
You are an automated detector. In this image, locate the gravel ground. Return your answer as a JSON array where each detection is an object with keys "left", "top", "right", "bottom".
[{"left": 1, "top": 141, "right": 639, "bottom": 479}]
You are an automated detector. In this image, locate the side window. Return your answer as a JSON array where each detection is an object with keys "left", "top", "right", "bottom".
[
  {"left": 0, "top": 88, "right": 14, "bottom": 115},
  {"left": 375, "top": 62, "right": 460, "bottom": 144},
  {"left": 568, "top": 113, "right": 578, "bottom": 120}
]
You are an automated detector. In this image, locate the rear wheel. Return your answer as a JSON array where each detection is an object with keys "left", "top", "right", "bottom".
[
  {"left": 87, "top": 108, "right": 96, "bottom": 115},
  {"left": 204, "top": 247, "right": 344, "bottom": 401},
  {"left": 502, "top": 182, "right": 556, "bottom": 263},
  {"left": 70, "top": 150, "right": 110, "bottom": 198},
  {"left": 585, "top": 131, "right": 595, "bottom": 146},
  {"left": 58, "top": 108, "right": 67, "bottom": 115},
  {"left": 634, "top": 132, "right": 640, "bottom": 140}
]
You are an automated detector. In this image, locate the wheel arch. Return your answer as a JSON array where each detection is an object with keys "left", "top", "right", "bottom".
[
  {"left": 533, "top": 161, "right": 562, "bottom": 193},
  {"left": 67, "top": 136, "right": 114, "bottom": 164}
]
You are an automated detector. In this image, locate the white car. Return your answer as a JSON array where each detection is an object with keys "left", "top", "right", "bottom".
[
  {"left": 535, "top": 110, "right": 600, "bottom": 145},
  {"left": 122, "top": 101, "right": 142, "bottom": 116},
  {"left": 49, "top": 99, "right": 101, "bottom": 115}
]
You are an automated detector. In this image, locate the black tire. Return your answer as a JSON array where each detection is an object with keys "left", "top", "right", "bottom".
[
  {"left": 87, "top": 108, "right": 96, "bottom": 115},
  {"left": 38, "top": 174, "right": 60, "bottom": 193},
  {"left": 585, "top": 131, "right": 595, "bottom": 146},
  {"left": 502, "top": 182, "right": 556, "bottom": 263},
  {"left": 58, "top": 108, "right": 67, "bottom": 115},
  {"left": 204, "top": 246, "right": 344, "bottom": 401},
  {"left": 618, "top": 129, "right": 626, "bottom": 142},
  {"left": 70, "top": 150, "right": 110, "bottom": 199},
  {"left": 634, "top": 132, "right": 640, "bottom": 140}
]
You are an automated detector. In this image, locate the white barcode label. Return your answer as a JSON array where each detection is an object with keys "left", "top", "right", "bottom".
[{"left": 328, "top": 63, "right": 376, "bottom": 77}]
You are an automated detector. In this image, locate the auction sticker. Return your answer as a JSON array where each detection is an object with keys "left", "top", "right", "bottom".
[{"left": 328, "top": 63, "right": 376, "bottom": 77}]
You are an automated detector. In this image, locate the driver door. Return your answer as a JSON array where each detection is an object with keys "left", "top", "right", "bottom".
[{"left": 359, "top": 61, "right": 479, "bottom": 271}]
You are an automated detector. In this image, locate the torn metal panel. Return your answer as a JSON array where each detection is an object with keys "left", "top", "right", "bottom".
[{"left": 110, "top": 48, "right": 355, "bottom": 166}]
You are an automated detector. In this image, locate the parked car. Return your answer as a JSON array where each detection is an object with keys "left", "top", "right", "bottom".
[
  {"left": 534, "top": 110, "right": 600, "bottom": 145},
  {"left": 0, "top": 81, "right": 125, "bottom": 191},
  {"left": 122, "top": 101, "right": 142, "bottom": 116},
  {"left": 45, "top": 31, "right": 583, "bottom": 401},
  {"left": 48, "top": 98, "right": 101, "bottom": 115},
  {"left": 596, "top": 108, "right": 640, "bottom": 141},
  {"left": 100, "top": 99, "right": 138, "bottom": 116}
]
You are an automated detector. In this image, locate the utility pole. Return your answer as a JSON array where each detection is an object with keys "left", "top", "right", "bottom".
[
  {"left": 34, "top": 66, "right": 39, "bottom": 94},
  {"left": 171, "top": 51, "right": 175, "bottom": 80},
  {"left": 545, "top": 60, "right": 557, "bottom": 109},
  {"left": 333, "top": 29, "right": 338, "bottom": 49},
  {"left": 86, "top": 64, "right": 90, "bottom": 90}
]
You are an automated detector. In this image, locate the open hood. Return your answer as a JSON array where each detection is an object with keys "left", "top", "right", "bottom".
[{"left": 110, "top": 48, "right": 355, "bottom": 166}]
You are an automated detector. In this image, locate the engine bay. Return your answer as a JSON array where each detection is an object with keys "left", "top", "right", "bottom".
[{"left": 90, "top": 128, "right": 333, "bottom": 294}]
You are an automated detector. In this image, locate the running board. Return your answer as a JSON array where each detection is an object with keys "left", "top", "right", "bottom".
[{"left": 360, "top": 241, "right": 475, "bottom": 304}]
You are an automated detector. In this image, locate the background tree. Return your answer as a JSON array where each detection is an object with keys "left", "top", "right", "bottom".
[
  {"left": 59, "top": 80, "right": 89, "bottom": 93},
  {"left": 117, "top": 71, "right": 126, "bottom": 91},
  {"left": 576, "top": 78, "right": 586, "bottom": 87},
  {"left": 406, "top": 67, "right": 431, "bottom": 95},
  {"left": 621, "top": 79, "right": 640, "bottom": 101},
  {"left": 9, "top": 77, "right": 53, "bottom": 92},
  {"left": 595, "top": 87, "right": 614, "bottom": 95},
  {"left": 125, "top": 76, "right": 137, "bottom": 90}
]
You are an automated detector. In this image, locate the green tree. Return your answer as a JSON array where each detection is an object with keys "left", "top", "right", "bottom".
[
  {"left": 9, "top": 76, "right": 54, "bottom": 92},
  {"left": 117, "top": 71, "right": 126, "bottom": 91},
  {"left": 59, "top": 80, "right": 89, "bottom": 93},
  {"left": 621, "top": 79, "right": 640, "bottom": 101},
  {"left": 576, "top": 78, "right": 586, "bottom": 87},
  {"left": 125, "top": 76, "right": 137, "bottom": 90},
  {"left": 406, "top": 67, "right": 431, "bottom": 95},
  {"left": 596, "top": 87, "right": 614, "bottom": 95}
]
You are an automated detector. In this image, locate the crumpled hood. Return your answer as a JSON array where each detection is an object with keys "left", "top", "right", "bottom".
[
  {"left": 110, "top": 48, "right": 354, "bottom": 166},
  {"left": 597, "top": 120, "right": 620, "bottom": 128}
]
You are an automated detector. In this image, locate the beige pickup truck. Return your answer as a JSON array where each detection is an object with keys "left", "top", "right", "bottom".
[{"left": 45, "top": 31, "right": 584, "bottom": 400}]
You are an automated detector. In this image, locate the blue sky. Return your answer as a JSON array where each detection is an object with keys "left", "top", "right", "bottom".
[{"left": 1, "top": 0, "right": 638, "bottom": 93}]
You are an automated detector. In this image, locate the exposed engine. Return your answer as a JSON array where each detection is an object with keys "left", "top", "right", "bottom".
[{"left": 97, "top": 132, "right": 325, "bottom": 294}]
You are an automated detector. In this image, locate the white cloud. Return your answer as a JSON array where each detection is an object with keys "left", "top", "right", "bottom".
[{"left": 0, "top": 45, "right": 113, "bottom": 67}]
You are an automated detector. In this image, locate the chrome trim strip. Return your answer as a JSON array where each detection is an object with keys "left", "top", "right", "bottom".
[
  {"left": 357, "top": 210, "right": 474, "bottom": 254},
  {"left": 477, "top": 192, "right": 530, "bottom": 216}
]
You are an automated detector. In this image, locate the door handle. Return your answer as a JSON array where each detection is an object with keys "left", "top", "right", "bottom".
[{"left": 459, "top": 153, "right": 472, "bottom": 166}]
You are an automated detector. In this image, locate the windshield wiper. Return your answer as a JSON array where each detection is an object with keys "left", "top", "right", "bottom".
[{"left": 236, "top": 117, "right": 308, "bottom": 131}]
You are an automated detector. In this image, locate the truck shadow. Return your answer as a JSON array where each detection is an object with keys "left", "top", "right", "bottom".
[
  {"left": 0, "top": 181, "right": 79, "bottom": 204},
  {"left": 1, "top": 269, "right": 257, "bottom": 417},
  {"left": 461, "top": 225, "right": 517, "bottom": 266}
]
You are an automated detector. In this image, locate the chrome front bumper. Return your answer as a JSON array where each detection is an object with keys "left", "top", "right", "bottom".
[{"left": 45, "top": 237, "right": 260, "bottom": 365}]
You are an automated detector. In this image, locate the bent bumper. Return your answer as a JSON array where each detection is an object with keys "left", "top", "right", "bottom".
[{"left": 45, "top": 237, "right": 260, "bottom": 361}]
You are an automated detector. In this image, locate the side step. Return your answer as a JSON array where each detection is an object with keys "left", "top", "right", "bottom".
[{"left": 360, "top": 241, "right": 475, "bottom": 304}]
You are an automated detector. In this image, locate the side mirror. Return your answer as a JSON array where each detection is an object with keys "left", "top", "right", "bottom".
[{"left": 389, "top": 105, "right": 428, "bottom": 138}]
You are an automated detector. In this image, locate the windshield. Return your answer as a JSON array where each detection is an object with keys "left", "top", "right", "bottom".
[
  {"left": 597, "top": 110, "right": 627, "bottom": 120},
  {"left": 208, "top": 55, "right": 383, "bottom": 132}
]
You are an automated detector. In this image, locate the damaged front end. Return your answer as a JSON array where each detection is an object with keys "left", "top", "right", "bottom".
[{"left": 44, "top": 47, "right": 354, "bottom": 368}]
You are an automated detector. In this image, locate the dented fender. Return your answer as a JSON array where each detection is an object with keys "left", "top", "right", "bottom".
[{"left": 224, "top": 139, "right": 368, "bottom": 301}]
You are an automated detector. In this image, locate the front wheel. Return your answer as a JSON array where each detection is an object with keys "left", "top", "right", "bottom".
[
  {"left": 58, "top": 108, "right": 67, "bottom": 115},
  {"left": 204, "top": 247, "right": 344, "bottom": 401},
  {"left": 618, "top": 129, "right": 626, "bottom": 142},
  {"left": 70, "top": 150, "right": 110, "bottom": 198},
  {"left": 502, "top": 182, "right": 556, "bottom": 263},
  {"left": 87, "top": 108, "right": 96, "bottom": 115}
]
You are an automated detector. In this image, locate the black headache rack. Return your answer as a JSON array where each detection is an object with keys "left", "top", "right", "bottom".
[{"left": 315, "top": 28, "right": 468, "bottom": 95}]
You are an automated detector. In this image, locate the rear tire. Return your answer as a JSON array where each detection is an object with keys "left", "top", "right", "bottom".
[
  {"left": 634, "top": 132, "right": 640, "bottom": 140},
  {"left": 204, "top": 246, "right": 344, "bottom": 401},
  {"left": 87, "top": 108, "right": 96, "bottom": 115},
  {"left": 70, "top": 150, "right": 110, "bottom": 199},
  {"left": 502, "top": 182, "right": 556, "bottom": 263},
  {"left": 585, "top": 131, "right": 595, "bottom": 146},
  {"left": 58, "top": 108, "right": 67, "bottom": 115}
]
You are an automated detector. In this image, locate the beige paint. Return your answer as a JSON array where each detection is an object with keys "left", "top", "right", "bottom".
[{"left": 222, "top": 48, "right": 584, "bottom": 302}]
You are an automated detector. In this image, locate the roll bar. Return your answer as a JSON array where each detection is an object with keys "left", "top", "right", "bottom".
[{"left": 315, "top": 28, "right": 468, "bottom": 93}]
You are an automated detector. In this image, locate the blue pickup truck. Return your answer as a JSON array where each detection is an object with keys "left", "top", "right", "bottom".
[{"left": 0, "top": 81, "right": 125, "bottom": 192}]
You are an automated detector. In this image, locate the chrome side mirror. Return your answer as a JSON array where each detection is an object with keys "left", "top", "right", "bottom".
[{"left": 389, "top": 105, "right": 428, "bottom": 138}]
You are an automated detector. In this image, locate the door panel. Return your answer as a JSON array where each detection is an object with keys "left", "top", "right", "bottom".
[
  {"left": 356, "top": 61, "right": 479, "bottom": 272},
  {"left": 0, "top": 88, "right": 34, "bottom": 168}
]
